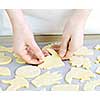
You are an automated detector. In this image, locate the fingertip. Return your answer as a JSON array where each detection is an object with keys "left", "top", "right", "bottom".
[{"left": 59, "top": 49, "right": 66, "bottom": 58}]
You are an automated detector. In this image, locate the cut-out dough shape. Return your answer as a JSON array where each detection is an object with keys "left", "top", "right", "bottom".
[
  {"left": 31, "top": 71, "right": 62, "bottom": 88},
  {"left": 13, "top": 53, "right": 26, "bottom": 64},
  {"left": 84, "top": 80, "right": 100, "bottom": 91},
  {"left": 0, "top": 45, "right": 13, "bottom": 53},
  {"left": 42, "top": 42, "right": 60, "bottom": 51},
  {"left": 96, "top": 67, "right": 100, "bottom": 74},
  {"left": 0, "top": 67, "right": 11, "bottom": 76},
  {"left": 38, "top": 48, "right": 64, "bottom": 69},
  {"left": 13, "top": 53, "right": 20, "bottom": 58},
  {"left": 1, "top": 76, "right": 29, "bottom": 91},
  {"left": 16, "top": 65, "right": 41, "bottom": 78},
  {"left": 0, "top": 52, "right": 5, "bottom": 56},
  {"left": 51, "top": 84, "right": 79, "bottom": 91},
  {"left": 95, "top": 44, "right": 100, "bottom": 50},
  {"left": 65, "top": 67, "right": 95, "bottom": 83},
  {"left": 69, "top": 56, "right": 91, "bottom": 69},
  {"left": 16, "top": 57, "right": 26, "bottom": 64},
  {"left": 74, "top": 46, "right": 94, "bottom": 56},
  {"left": 0, "top": 56, "right": 12, "bottom": 65}
]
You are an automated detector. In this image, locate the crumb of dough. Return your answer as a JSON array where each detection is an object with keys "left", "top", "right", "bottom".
[
  {"left": 96, "top": 67, "right": 100, "bottom": 74},
  {"left": 1, "top": 76, "right": 29, "bottom": 91},
  {"left": 94, "top": 44, "right": 100, "bottom": 50},
  {"left": 74, "top": 46, "right": 94, "bottom": 56},
  {"left": 0, "top": 67, "right": 11, "bottom": 76},
  {"left": 65, "top": 67, "right": 95, "bottom": 84},
  {"left": 0, "top": 56, "right": 12, "bottom": 65},
  {"left": 69, "top": 56, "right": 91, "bottom": 69},
  {"left": 51, "top": 84, "right": 79, "bottom": 91},
  {"left": 31, "top": 71, "right": 62, "bottom": 88},
  {"left": 84, "top": 80, "right": 100, "bottom": 91},
  {"left": 38, "top": 48, "right": 64, "bottom": 69},
  {"left": 16, "top": 65, "right": 41, "bottom": 78}
]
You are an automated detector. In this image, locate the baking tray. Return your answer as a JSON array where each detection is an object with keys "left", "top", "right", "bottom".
[{"left": 0, "top": 34, "right": 100, "bottom": 91}]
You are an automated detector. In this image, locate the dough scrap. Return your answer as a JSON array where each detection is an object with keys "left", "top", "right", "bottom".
[
  {"left": 69, "top": 56, "right": 91, "bottom": 69},
  {"left": 96, "top": 67, "right": 100, "bottom": 74},
  {"left": 0, "top": 67, "right": 11, "bottom": 76},
  {"left": 65, "top": 67, "right": 95, "bottom": 83},
  {"left": 16, "top": 65, "right": 41, "bottom": 78},
  {"left": 1, "top": 76, "right": 29, "bottom": 91},
  {"left": 74, "top": 46, "right": 94, "bottom": 56},
  {"left": 0, "top": 56, "right": 12, "bottom": 65},
  {"left": 95, "top": 44, "right": 100, "bottom": 50},
  {"left": 0, "top": 45, "right": 13, "bottom": 53},
  {"left": 51, "top": 84, "right": 79, "bottom": 91},
  {"left": 84, "top": 80, "right": 100, "bottom": 91},
  {"left": 38, "top": 48, "right": 64, "bottom": 69},
  {"left": 31, "top": 71, "right": 62, "bottom": 88}
]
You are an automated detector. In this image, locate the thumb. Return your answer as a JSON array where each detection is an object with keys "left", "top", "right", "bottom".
[
  {"left": 27, "top": 39, "right": 44, "bottom": 61},
  {"left": 59, "top": 35, "right": 70, "bottom": 58}
]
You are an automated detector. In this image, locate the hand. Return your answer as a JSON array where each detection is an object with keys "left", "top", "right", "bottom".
[
  {"left": 59, "top": 23, "right": 84, "bottom": 60},
  {"left": 59, "top": 10, "right": 90, "bottom": 60},
  {"left": 13, "top": 28, "right": 44, "bottom": 64},
  {"left": 6, "top": 9, "right": 44, "bottom": 64}
]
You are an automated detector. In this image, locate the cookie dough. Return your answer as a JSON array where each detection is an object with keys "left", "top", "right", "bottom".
[
  {"left": 0, "top": 67, "right": 11, "bottom": 76},
  {"left": 65, "top": 67, "right": 95, "bottom": 83},
  {"left": 1, "top": 76, "right": 29, "bottom": 91},
  {"left": 31, "top": 71, "right": 62, "bottom": 88},
  {"left": 0, "top": 45, "right": 13, "bottom": 53},
  {"left": 95, "top": 44, "right": 100, "bottom": 50},
  {"left": 74, "top": 46, "right": 94, "bottom": 56},
  {"left": 16, "top": 57, "right": 26, "bottom": 64},
  {"left": 38, "top": 48, "right": 64, "bottom": 69},
  {"left": 0, "top": 52, "right": 4, "bottom": 56},
  {"left": 16, "top": 65, "right": 41, "bottom": 78},
  {"left": 69, "top": 56, "right": 91, "bottom": 69},
  {"left": 0, "top": 56, "right": 12, "bottom": 65},
  {"left": 96, "top": 67, "right": 100, "bottom": 74},
  {"left": 51, "top": 84, "right": 79, "bottom": 91},
  {"left": 84, "top": 80, "right": 100, "bottom": 91},
  {"left": 13, "top": 53, "right": 26, "bottom": 64}
]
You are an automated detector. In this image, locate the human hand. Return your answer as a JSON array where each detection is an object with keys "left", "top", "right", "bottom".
[{"left": 13, "top": 27, "right": 44, "bottom": 64}]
